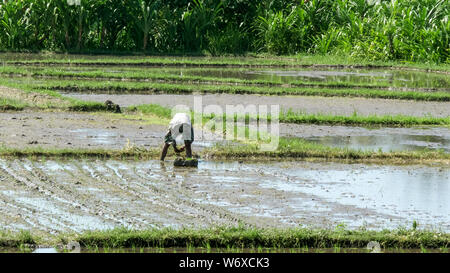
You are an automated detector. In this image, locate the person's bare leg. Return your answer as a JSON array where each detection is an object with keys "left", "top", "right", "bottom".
[
  {"left": 184, "top": 141, "right": 192, "bottom": 158},
  {"left": 160, "top": 143, "right": 170, "bottom": 161}
]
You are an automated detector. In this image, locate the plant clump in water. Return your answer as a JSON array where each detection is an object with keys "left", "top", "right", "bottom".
[{"left": 174, "top": 157, "right": 198, "bottom": 167}]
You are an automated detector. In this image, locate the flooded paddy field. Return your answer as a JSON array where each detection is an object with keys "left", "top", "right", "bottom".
[
  {"left": 182, "top": 68, "right": 450, "bottom": 90},
  {"left": 282, "top": 124, "right": 450, "bottom": 153},
  {"left": 0, "top": 159, "right": 448, "bottom": 233},
  {"left": 3, "top": 57, "right": 449, "bottom": 90},
  {"left": 3, "top": 62, "right": 449, "bottom": 93},
  {"left": 63, "top": 93, "right": 450, "bottom": 118}
]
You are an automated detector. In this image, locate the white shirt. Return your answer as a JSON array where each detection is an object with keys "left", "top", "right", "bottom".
[{"left": 169, "top": 113, "right": 192, "bottom": 143}]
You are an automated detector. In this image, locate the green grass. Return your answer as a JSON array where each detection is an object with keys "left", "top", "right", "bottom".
[
  {"left": 279, "top": 110, "right": 450, "bottom": 126},
  {"left": 1, "top": 226, "right": 447, "bottom": 250},
  {"left": 129, "top": 104, "right": 172, "bottom": 119},
  {"left": 0, "top": 78, "right": 115, "bottom": 112},
  {"left": 205, "top": 139, "right": 450, "bottom": 162},
  {"left": 1, "top": 65, "right": 448, "bottom": 91},
  {"left": 130, "top": 103, "right": 450, "bottom": 127},
  {"left": 66, "top": 98, "right": 110, "bottom": 112},
  {"left": 37, "top": 79, "right": 450, "bottom": 102},
  {"left": 76, "top": 227, "right": 450, "bottom": 249},
  {"left": 3, "top": 53, "right": 449, "bottom": 72},
  {"left": 0, "top": 146, "right": 160, "bottom": 159},
  {"left": 0, "top": 97, "right": 26, "bottom": 111},
  {"left": 0, "top": 230, "right": 37, "bottom": 248}
]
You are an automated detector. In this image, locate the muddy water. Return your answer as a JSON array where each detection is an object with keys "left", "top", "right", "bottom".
[
  {"left": 64, "top": 93, "right": 450, "bottom": 118},
  {"left": 303, "top": 135, "right": 450, "bottom": 152},
  {"left": 0, "top": 159, "right": 448, "bottom": 233},
  {"left": 184, "top": 68, "right": 450, "bottom": 90},
  {"left": 5, "top": 59, "right": 449, "bottom": 89},
  {"left": 281, "top": 124, "right": 450, "bottom": 152}
]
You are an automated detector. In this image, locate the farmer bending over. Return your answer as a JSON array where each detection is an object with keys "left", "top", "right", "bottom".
[{"left": 160, "top": 112, "right": 194, "bottom": 161}]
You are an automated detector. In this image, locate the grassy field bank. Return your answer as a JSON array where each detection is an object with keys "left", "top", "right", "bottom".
[
  {"left": 3, "top": 54, "right": 450, "bottom": 72},
  {"left": 1, "top": 227, "right": 448, "bottom": 250}
]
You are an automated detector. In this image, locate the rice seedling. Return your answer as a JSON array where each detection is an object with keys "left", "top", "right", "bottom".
[{"left": 27, "top": 78, "right": 450, "bottom": 102}]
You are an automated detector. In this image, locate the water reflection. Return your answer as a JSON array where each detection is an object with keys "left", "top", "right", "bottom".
[
  {"left": 302, "top": 134, "right": 450, "bottom": 152},
  {"left": 184, "top": 69, "right": 449, "bottom": 89}
]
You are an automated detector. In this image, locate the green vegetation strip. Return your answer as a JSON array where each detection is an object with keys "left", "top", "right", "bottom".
[
  {"left": 4, "top": 54, "right": 450, "bottom": 72},
  {"left": 0, "top": 79, "right": 118, "bottom": 112},
  {"left": 1, "top": 227, "right": 449, "bottom": 249},
  {"left": 41, "top": 80, "right": 450, "bottom": 102},
  {"left": 206, "top": 140, "right": 450, "bottom": 162},
  {"left": 4, "top": 55, "right": 327, "bottom": 67},
  {"left": 133, "top": 103, "right": 450, "bottom": 127},
  {"left": 279, "top": 111, "right": 450, "bottom": 127},
  {"left": 0, "top": 147, "right": 160, "bottom": 159},
  {"left": 2, "top": 65, "right": 449, "bottom": 92},
  {"left": 0, "top": 97, "right": 26, "bottom": 111}
]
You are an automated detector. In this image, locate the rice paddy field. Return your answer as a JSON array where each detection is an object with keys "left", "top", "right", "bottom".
[{"left": 0, "top": 53, "right": 449, "bottom": 253}]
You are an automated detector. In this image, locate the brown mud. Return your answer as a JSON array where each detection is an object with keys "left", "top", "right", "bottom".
[
  {"left": 1, "top": 111, "right": 448, "bottom": 152},
  {"left": 0, "top": 111, "right": 164, "bottom": 150},
  {"left": 0, "top": 111, "right": 225, "bottom": 150},
  {"left": 64, "top": 93, "right": 450, "bottom": 118}
]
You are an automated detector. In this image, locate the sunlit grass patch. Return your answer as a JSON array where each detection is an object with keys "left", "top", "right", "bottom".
[
  {"left": 279, "top": 110, "right": 450, "bottom": 126},
  {"left": 0, "top": 97, "right": 26, "bottom": 111}
]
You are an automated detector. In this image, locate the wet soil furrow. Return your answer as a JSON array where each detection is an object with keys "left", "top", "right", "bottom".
[
  {"left": 0, "top": 194, "right": 55, "bottom": 232},
  {"left": 78, "top": 161, "right": 193, "bottom": 227},
  {"left": 115, "top": 162, "right": 253, "bottom": 227},
  {"left": 68, "top": 161, "right": 156, "bottom": 228},
  {"left": 100, "top": 161, "right": 244, "bottom": 227},
  {"left": 0, "top": 164, "right": 77, "bottom": 232},
  {"left": 3, "top": 160, "right": 127, "bottom": 229}
]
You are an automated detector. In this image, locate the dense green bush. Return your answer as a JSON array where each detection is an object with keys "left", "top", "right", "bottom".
[{"left": 0, "top": 0, "right": 448, "bottom": 63}]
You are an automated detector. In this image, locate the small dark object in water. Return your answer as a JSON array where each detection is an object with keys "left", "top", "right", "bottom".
[
  {"left": 174, "top": 157, "right": 198, "bottom": 167},
  {"left": 105, "top": 100, "right": 121, "bottom": 113}
]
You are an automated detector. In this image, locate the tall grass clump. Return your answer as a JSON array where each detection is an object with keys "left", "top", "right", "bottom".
[{"left": 254, "top": 0, "right": 449, "bottom": 63}]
